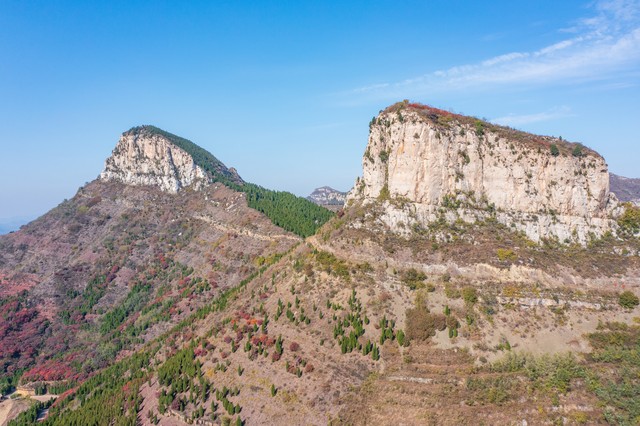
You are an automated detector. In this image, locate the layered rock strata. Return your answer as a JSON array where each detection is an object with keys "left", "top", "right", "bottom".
[{"left": 347, "top": 102, "right": 620, "bottom": 244}]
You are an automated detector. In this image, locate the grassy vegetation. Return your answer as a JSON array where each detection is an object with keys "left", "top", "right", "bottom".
[
  {"left": 383, "top": 100, "right": 596, "bottom": 157},
  {"left": 584, "top": 322, "right": 640, "bottom": 422},
  {"left": 480, "top": 322, "right": 640, "bottom": 424},
  {"left": 405, "top": 305, "right": 447, "bottom": 341},
  {"left": 618, "top": 291, "right": 640, "bottom": 309},
  {"left": 400, "top": 268, "right": 427, "bottom": 290},
  {"left": 618, "top": 203, "right": 640, "bottom": 235}
]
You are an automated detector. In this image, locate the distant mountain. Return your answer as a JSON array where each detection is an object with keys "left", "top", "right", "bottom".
[
  {"left": 610, "top": 173, "right": 640, "bottom": 205},
  {"left": 307, "top": 186, "right": 347, "bottom": 210}
]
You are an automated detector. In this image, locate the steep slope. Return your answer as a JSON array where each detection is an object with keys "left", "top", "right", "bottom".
[
  {"left": 0, "top": 127, "right": 322, "bottom": 422},
  {"left": 0, "top": 180, "right": 299, "bottom": 392},
  {"left": 348, "top": 101, "right": 619, "bottom": 244},
  {"left": 100, "top": 125, "right": 243, "bottom": 193},
  {"left": 19, "top": 219, "right": 639, "bottom": 425},
  {"left": 610, "top": 173, "right": 640, "bottom": 205}
]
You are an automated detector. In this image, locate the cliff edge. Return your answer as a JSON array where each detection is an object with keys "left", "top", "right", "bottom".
[
  {"left": 347, "top": 101, "right": 620, "bottom": 244},
  {"left": 100, "top": 125, "right": 242, "bottom": 193}
]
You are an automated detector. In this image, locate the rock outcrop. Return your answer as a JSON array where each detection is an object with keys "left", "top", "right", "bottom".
[
  {"left": 100, "top": 126, "right": 242, "bottom": 193},
  {"left": 307, "top": 186, "right": 347, "bottom": 208},
  {"left": 347, "top": 101, "right": 620, "bottom": 244},
  {"left": 610, "top": 173, "right": 640, "bottom": 205}
]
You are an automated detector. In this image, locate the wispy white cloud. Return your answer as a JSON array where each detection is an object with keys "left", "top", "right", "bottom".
[
  {"left": 304, "top": 122, "right": 348, "bottom": 131},
  {"left": 347, "top": 0, "right": 640, "bottom": 100},
  {"left": 492, "top": 106, "right": 573, "bottom": 126},
  {"left": 481, "top": 32, "right": 506, "bottom": 42}
]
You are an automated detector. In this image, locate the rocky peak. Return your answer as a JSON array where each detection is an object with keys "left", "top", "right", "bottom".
[
  {"left": 307, "top": 186, "right": 347, "bottom": 207},
  {"left": 347, "top": 101, "right": 620, "bottom": 244},
  {"left": 610, "top": 173, "right": 640, "bottom": 205},
  {"left": 99, "top": 125, "right": 243, "bottom": 193}
]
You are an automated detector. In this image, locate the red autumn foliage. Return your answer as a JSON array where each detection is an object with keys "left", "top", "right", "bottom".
[
  {"left": 0, "top": 294, "right": 51, "bottom": 376},
  {"left": 22, "top": 358, "right": 78, "bottom": 382},
  {"left": 194, "top": 347, "right": 207, "bottom": 357},
  {"left": 51, "top": 386, "right": 78, "bottom": 408},
  {"left": 105, "top": 264, "right": 120, "bottom": 283},
  {"left": 156, "top": 253, "right": 169, "bottom": 269},
  {"left": 236, "top": 310, "right": 251, "bottom": 321},
  {"left": 251, "top": 334, "right": 275, "bottom": 347},
  {"left": 0, "top": 273, "right": 39, "bottom": 298},
  {"left": 403, "top": 102, "right": 455, "bottom": 118}
]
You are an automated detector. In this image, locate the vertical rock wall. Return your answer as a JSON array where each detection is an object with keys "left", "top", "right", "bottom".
[{"left": 348, "top": 103, "right": 619, "bottom": 243}]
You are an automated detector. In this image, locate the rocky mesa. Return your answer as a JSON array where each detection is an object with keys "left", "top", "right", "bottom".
[{"left": 348, "top": 101, "right": 620, "bottom": 244}]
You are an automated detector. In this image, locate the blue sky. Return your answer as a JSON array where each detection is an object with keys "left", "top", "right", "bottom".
[{"left": 1, "top": 0, "right": 639, "bottom": 226}]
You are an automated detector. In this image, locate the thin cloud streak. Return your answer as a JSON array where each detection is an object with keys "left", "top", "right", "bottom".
[
  {"left": 347, "top": 0, "right": 640, "bottom": 100},
  {"left": 492, "top": 106, "right": 573, "bottom": 126}
]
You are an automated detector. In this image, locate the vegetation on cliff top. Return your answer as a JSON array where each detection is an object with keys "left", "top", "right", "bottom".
[
  {"left": 381, "top": 100, "right": 597, "bottom": 157},
  {"left": 127, "top": 125, "right": 333, "bottom": 238},
  {"left": 128, "top": 125, "right": 243, "bottom": 185}
]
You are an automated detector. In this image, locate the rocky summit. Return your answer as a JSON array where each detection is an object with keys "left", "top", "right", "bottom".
[
  {"left": 100, "top": 125, "right": 243, "bottom": 193},
  {"left": 307, "top": 186, "right": 347, "bottom": 210}
]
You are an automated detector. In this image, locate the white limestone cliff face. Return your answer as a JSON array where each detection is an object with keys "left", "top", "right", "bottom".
[
  {"left": 100, "top": 131, "right": 210, "bottom": 193},
  {"left": 347, "top": 104, "right": 620, "bottom": 244}
]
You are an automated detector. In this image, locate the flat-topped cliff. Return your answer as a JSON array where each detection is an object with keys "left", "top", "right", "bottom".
[{"left": 348, "top": 101, "right": 620, "bottom": 244}]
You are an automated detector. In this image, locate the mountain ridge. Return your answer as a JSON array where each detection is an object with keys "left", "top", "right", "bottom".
[{"left": 2, "top": 105, "right": 640, "bottom": 425}]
